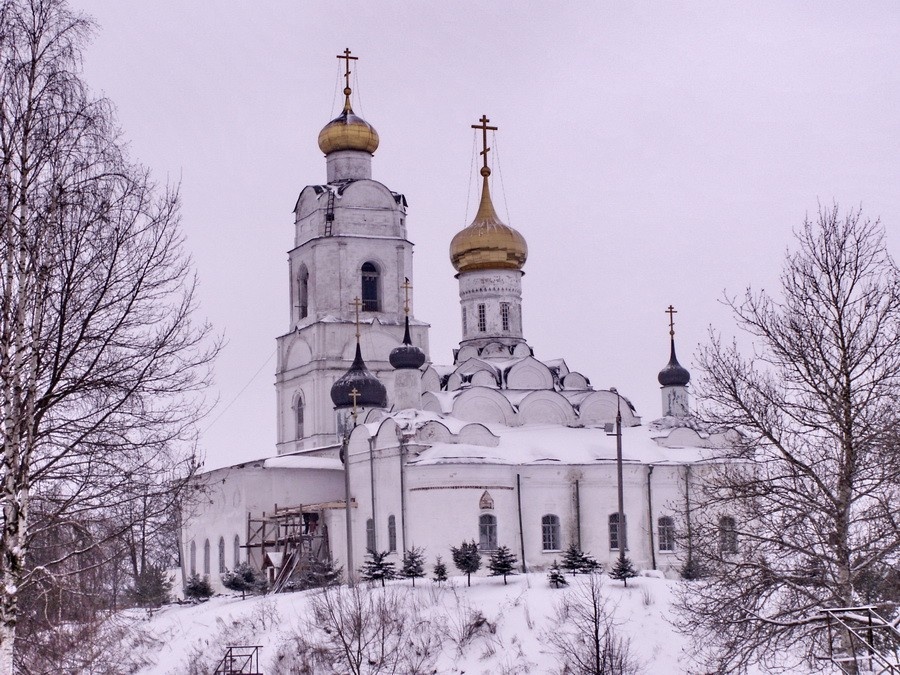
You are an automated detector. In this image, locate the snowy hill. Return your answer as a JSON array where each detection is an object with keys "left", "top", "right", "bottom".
[{"left": 116, "top": 573, "right": 813, "bottom": 674}]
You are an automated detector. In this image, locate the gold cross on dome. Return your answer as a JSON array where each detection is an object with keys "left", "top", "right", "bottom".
[
  {"left": 665, "top": 305, "right": 678, "bottom": 337},
  {"left": 401, "top": 277, "right": 412, "bottom": 315},
  {"left": 337, "top": 48, "right": 358, "bottom": 110},
  {"left": 471, "top": 115, "right": 498, "bottom": 175},
  {"left": 350, "top": 387, "right": 360, "bottom": 424},
  {"left": 350, "top": 297, "right": 362, "bottom": 338}
]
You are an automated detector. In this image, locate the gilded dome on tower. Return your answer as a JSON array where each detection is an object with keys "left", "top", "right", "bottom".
[
  {"left": 318, "top": 106, "right": 379, "bottom": 155},
  {"left": 450, "top": 172, "right": 528, "bottom": 273}
]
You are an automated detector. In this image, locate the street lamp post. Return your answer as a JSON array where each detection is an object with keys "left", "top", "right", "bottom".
[{"left": 610, "top": 387, "right": 626, "bottom": 562}]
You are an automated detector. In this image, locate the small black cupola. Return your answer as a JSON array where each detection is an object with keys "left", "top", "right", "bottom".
[
  {"left": 330, "top": 342, "right": 387, "bottom": 409},
  {"left": 658, "top": 337, "right": 691, "bottom": 387},
  {"left": 389, "top": 316, "right": 426, "bottom": 370},
  {"left": 658, "top": 304, "right": 690, "bottom": 387}
]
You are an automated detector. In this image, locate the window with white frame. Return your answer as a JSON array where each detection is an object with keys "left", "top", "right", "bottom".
[
  {"left": 477, "top": 304, "right": 486, "bottom": 332},
  {"left": 542, "top": 514, "right": 561, "bottom": 551},
  {"left": 719, "top": 516, "right": 738, "bottom": 554},
  {"left": 658, "top": 516, "right": 676, "bottom": 552},
  {"left": 609, "top": 513, "right": 628, "bottom": 551},
  {"left": 479, "top": 513, "right": 497, "bottom": 551},
  {"left": 501, "top": 302, "right": 510, "bottom": 331}
]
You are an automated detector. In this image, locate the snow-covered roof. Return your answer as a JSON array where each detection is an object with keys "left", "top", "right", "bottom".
[
  {"left": 407, "top": 423, "right": 717, "bottom": 467},
  {"left": 262, "top": 456, "right": 343, "bottom": 471}
]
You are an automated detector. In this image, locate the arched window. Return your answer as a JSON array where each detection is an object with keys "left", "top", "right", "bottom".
[
  {"left": 233, "top": 535, "right": 241, "bottom": 567},
  {"left": 295, "top": 393, "right": 304, "bottom": 439},
  {"left": 719, "top": 516, "right": 738, "bottom": 554},
  {"left": 542, "top": 514, "right": 561, "bottom": 551},
  {"left": 298, "top": 267, "right": 309, "bottom": 319},
  {"left": 609, "top": 513, "right": 627, "bottom": 551},
  {"left": 388, "top": 515, "right": 397, "bottom": 552},
  {"left": 479, "top": 513, "right": 497, "bottom": 551},
  {"left": 218, "top": 536, "right": 226, "bottom": 573},
  {"left": 361, "top": 262, "right": 380, "bottom": 311},
  {"left": 203, "top": 539, "right": 211, "bottom": 575},
  {"left": 658, "top": 516, "right": 676, "bottom": 552},
  {"left": 189, "top": 541, "right": 196, "bottom": 575},
  {"left": 366, "top": 518, "right": 376, "bottom": 553}
]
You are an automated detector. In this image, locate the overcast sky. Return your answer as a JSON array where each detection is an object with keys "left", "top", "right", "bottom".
[{"left": 75, "top": 1, "right": 900, "bottom": 470}]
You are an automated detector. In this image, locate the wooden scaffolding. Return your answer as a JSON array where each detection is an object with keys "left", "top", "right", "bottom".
[{"left": 243, "top": 499, "right": 355, "bottom": 593}]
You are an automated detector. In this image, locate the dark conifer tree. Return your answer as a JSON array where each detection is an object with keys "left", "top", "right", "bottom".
[
  {"left": 359, "top": 550, "right": 397, "bottom": 587},
  {"left": 401, "top": 547, "right": 426, "bottom": 587},
  {"left": 487, "top": 546, "right": 518, "bottom": 585},
  {"left": 610, "top": 556, "right": 638, "bottom": 587},
  {"left": 450, "top": 541, "right": 481, "bottom": 587},
  {"left": 547, "top": 561, "right": 568, "bottom": 589},
  {"left": 432, "top": 556, "right": 448, "bottom": 584}
]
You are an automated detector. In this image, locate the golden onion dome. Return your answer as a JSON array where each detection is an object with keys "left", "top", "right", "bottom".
[
  {"left": 317, "top": 104, "right": 379, "bottom": 155},
  {"left": 450, "top": 171, "right": 527, "bottom": 273}
]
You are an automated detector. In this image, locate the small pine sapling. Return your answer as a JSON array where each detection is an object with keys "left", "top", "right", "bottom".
[
  {"left": 401, "top": 546, "right": 426, "bottom": 586},
  {"left": 221, "top": 562, "right": 266, "bottom": 599},
  {"left": 487, "top": 545, "right": 518, "bottom": 585},
  {"left": 561, "top": 543, "right": 584, "bottom": 574},
  {"left": 433, "top": 556, "right": 448, "bottom": 584},
  {"left": 610, "top": 556, "right": 638, "bottom": 587},
  {"left": 450, "top": 540, "right": 481, "bottom": 587},
  {"left": 547, "top": 560, "right": 568, "bottom": 589},
  {"left": 578, "top": 552, "right": 601, "bottom": 575},
  {"left": 184, "top": 573, "right": 213, "bottom": 600},
  {"left": 297, "top": 555, "right": 343, "bottom": 590},
  {"left": 359, "top": 550, "right": 397, "bottom": 587},
  {"left": 127, "top": 564, "right": 174, "bottom": 608}
]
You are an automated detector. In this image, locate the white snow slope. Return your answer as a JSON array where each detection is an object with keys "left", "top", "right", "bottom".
[{"left": 122, "top": 573, "right": 815, "bottom": 674}]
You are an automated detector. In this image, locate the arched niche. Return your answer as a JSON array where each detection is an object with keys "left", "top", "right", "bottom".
[
  {"left": 374, "top": 417, "right": 400, "bottom": 446},
  {"left": 417, "top": 420, "right": 452, "bottom": 444},
  {"left": 421, "top": 391, "right": 450, "bottom": 414},
  {"left": 512, "top": 343, "right": 532, "bottom": 357},
  {"left": 518, "top": 390, "right": 577, "bottom": 426},
  {"left": 456, "top": 345, "right": 479, "bottom": 362},
  {"left": 505, "top": 357, "right": 554, "bottom": 390},
  {"left": 282, "top": 335, "right": 312, "bottom": 372},
  {"left": 421, "top": 367, "right": 441, "bottom": 393},
  {"left": 579, "top": 390, "right": 641, "bottom": 426},
  {"left": 471, "top": 370, "right": 499, "bottom": 388},
  {"left": 562, "top": 372, "right": 589, "bottom": 390},
  {"left": 458, "top": 423, "right": 500, "bottom": 447},
  {"left": 452, "top": 387, "right": 517, "bottom": 425}
]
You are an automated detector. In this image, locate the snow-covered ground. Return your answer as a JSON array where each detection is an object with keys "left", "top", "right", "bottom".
[{"left": 123, "top": 573, "right": 811, "bottom": 674}]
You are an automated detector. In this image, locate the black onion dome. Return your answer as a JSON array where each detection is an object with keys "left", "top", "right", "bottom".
[
  {"left": 658, "top": 338, "right": 691, "bottom": 387},
  {"left": 389, "top": 317, "right": 426, "bottom": 370},
  {"left": 331, "top": 343, "right": 387, "bottom": 408}
]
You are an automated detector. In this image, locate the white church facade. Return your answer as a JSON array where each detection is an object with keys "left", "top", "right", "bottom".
[{"left": 180, "top": 54, "right": 729, "bottom": 589}]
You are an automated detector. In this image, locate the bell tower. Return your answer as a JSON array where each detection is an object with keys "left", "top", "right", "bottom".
[{"left": 275, "top": 50, "right": 429, "bottom": 454}]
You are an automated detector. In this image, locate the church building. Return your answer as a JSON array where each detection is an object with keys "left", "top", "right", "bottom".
[{"left": 180, "top": 52, "right": 729, "bottom": 588}]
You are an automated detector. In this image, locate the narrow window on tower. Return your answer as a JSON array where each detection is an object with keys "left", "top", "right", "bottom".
[
  {"left": 361, "top": 262, "right": 380, "bottom": 311},
  {"left": 298, "top": 266, "right": 309, "bottom": 319},
  {"left": 388, "top": 515, "right": 397, "bottom": 552},
  {"left": 477, "top": 304, "right": 486, "bottom": 332},
  {"left": 462, "top": 307, "right": 467, "bottom": 334},
  {"left": 501, "top": 302, "right": 510, "bottom": 331},
  {"left": 295, "top": 393, "right": 304, "bottom": 440}
]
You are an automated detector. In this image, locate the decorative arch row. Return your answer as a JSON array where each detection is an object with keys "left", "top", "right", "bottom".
[{"left": 188, "top": 533, "right": 243, "bottom": 576}]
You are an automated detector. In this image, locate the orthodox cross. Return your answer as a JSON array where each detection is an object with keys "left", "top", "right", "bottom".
[
  {"left": 665, "top": 305, "right": 677, "bottom": 338},
  {"left": 350, "top": 297, "right": 362, "bottom": 339},
  {"left": 337, "top": 48, "right": 358, "bottom": 110},
  {"left": 349, "top": 387, "right": 360, "bottom": 425},
  {"left": 472, "top": 115, "right": 498, "bottom": 175},
  {"left": 401, "top": 277, "right": 412, "bottom": 315}
]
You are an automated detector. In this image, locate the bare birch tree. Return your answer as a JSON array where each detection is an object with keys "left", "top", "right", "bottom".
[
  {"left": 677, "top": 205, "right": 900, "bottom": 673},
  {"left": 0, "top": 0, "right": 216, "bottom": 670}
]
